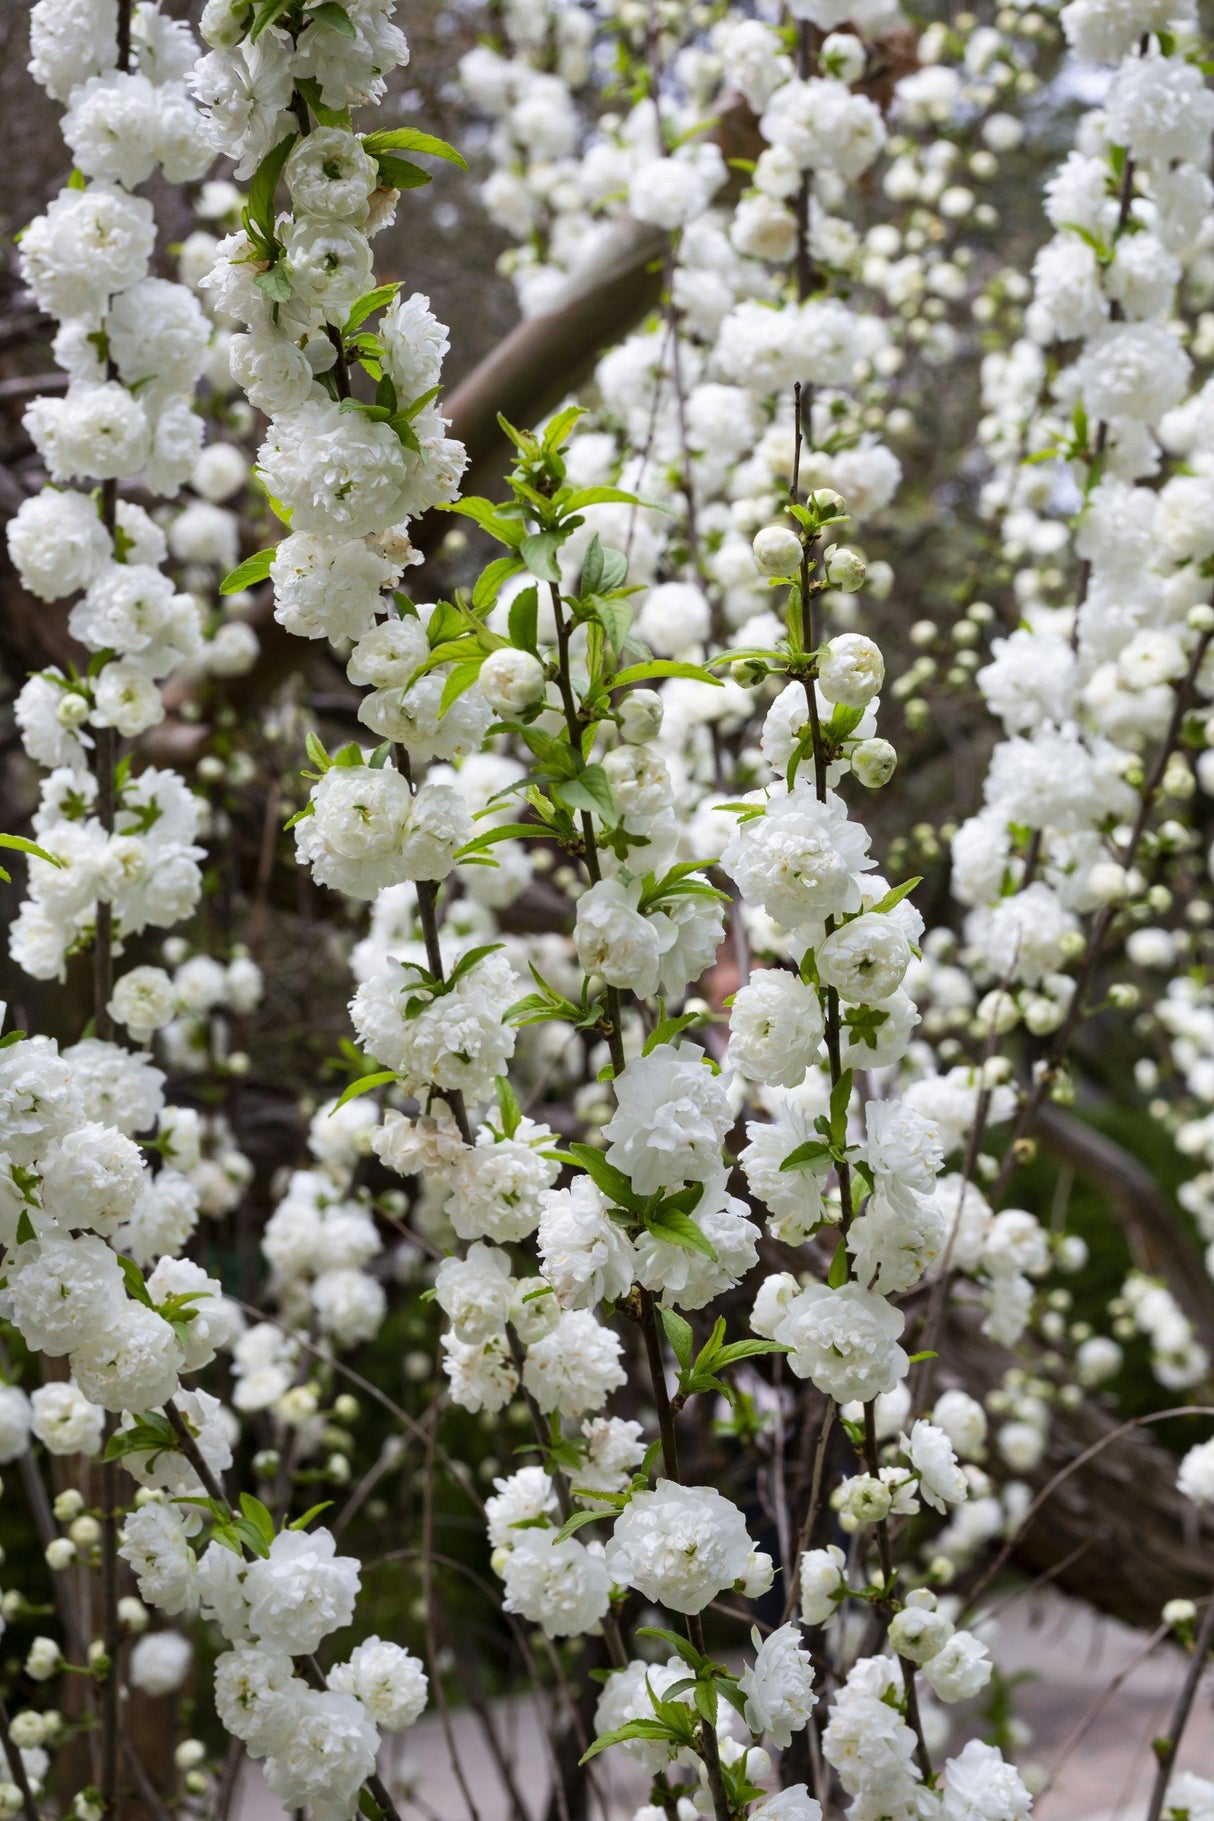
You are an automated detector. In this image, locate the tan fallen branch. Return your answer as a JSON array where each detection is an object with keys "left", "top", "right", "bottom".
[
  {"left": 941, "top": 1307, "right": 1214, "bottom": 1631},
  {"left": 1035, "top": 1100, "right": 1214, "bottom": 1347}
]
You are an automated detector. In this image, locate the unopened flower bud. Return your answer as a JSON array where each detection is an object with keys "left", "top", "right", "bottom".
[
  {"left": 889, "top": 1605, "right": 954, "bottom": 1664},
  {"left": 9, "top": 1713, "right": 47, "bottom": 1751},
  {"left": 53, "top": 1490, "right": 85, "bottom": 1524},
  {"left": 56, "top": 692, "right": 90, "bottom": 729},
  {"left": 752, "top": 524, "right": 803, "bottom": 577},
  {"left": 819, "top": 632, "right": 884, "bottom": 707},
  {"left": 175, "top": 1741, "right": 207, "bottom": 1772},
  {"left": 118, "top": 1597, "right": 149, "bottom": 1635},
  {"left": 479, "top": 646, "right": 547, "bottom": 717},
  {"left": 1086, "top": 861, "right": 1128, "bottom": 904},
  {"left": 737, "top": 1549, "right": 775, "bottom": 1598},
  {"left": 45, "top": 1538, "right": 76, "bottom": 1570},
  {"left": 844, "top": 1475, "right": 892, "bottom": 1525},
  {"left": 70, "top": 1515, "right": 101, "bottom": 1548},
  {"left": 808, "top": 487, "right": 846, "bottom": 518},
  {"left": 821, "top": 30, "right": 865, "bottom": 82},
  {"left": 732, "top": 657, "right": 768, "bottom": 688},
  {"left": 618, "top": 688, "right": 663, "bottom": 743},
  {"left": 851, "top": 737, "right": 897, "bottom": 788},
  {"left": 24, "top": 1638, "right": 62, "bottom": 1683},
  {"left": 825, "top": 545, "right": 866, "bottom": 593},
  {"left": 277, "top": 1385, "right": 318, "bottom": 1425}
]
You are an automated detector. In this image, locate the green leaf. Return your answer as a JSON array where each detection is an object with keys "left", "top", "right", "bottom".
[
  {"left": 306, "top": 0, "right": 356, "bottom": 34},
  {"left": 578, "top": 533, "right": 630, "bottom": 597},
  {"left": 331, "top": 1070, "right": 397, "bottom": 1111},
  {"left": 286, "top": 1501, "right": 334, "bottom": 1533},
  {"left": 635, "top": 1627, "right": 705, "bottom": 1670},
  {"left": 554, "top": 1509, "right": 605, "bottom": 1543},
  {"left": 556, "top": 764, "right": 616, "bottom": 827},
  {"left": 305, "top": 731, "right": 331, "bottom": 773},
  {"left": 15, "top": 1209, "right": 36, "bottom": 1246},
  {"left": 645, "top": 1207, "right": 717, "bottom": 1261},
  {"left": 613, "top": 660, "right": 721, "bottom": 689},
  {"left": 579, "top": 533, "right": 605, "bottom": 596},
  {"left": 508, "top": 585, "right": 540, "bottom": 655},
  {"left": 374, "top": 371, "right": 399, "bottom": 415},
  {"left": 456, "top": 820, "right": 546, "bottom": 857},
  {"left": 254, "top": 264, "right": 293, "bottom": 305},
  {"left": 361, "top": 127, "right": 468, "bottom": 170},
  {"left": 580, "top": 1719, "right": 681, "bottom": 1765},
  {"left": 643, "top": 1012, "right": 700, "bottom": 1055},
  {"left": 439, "top": 659, "right": 486, "bottom": 717},
  {"left": 239, "top": 1493, "right": 277, "bottom": 1548},
  {"left": 293, "top": 76, "right": 351, "bottom": 129},
  {"left": 231, "top": 1517, "right": 273, "bottom": 1558},
  {"left": 249, "top": 0, "right": 291, "bottom": 40},
  {"left": 118, "top": 1255, "right": 153, "bottom": 1307},
  {"left": 829, "top": 1069, "right": 853, "bottom": 1140},
  {"left": 864, "top": 877, "right": 922, "bottom": 917},
  {"left": 495, "top": 1076, "right": 522, "bottom": 1140},
  {"left": 827, "top": 1237, "right": 849, "bottom": 1289},
  {"left": 474, "top": 557, "right": 524, "bottom": 614},
  {"left": 103, "top": 1413, "right": 177, "bottom": 1467},
  {"left": 590, "top": 595, "right": 633, "bottom": 651},
  {"left": 373, "top": 155, "right": 434, "bottom": 191},
  {"left": 442, "top": 497, "right": 526, "bottom": 548},
  {"left": 520, "top": 532, "right": 565, "bottom": 584},
  {"left": 0, "top": 833, "right": 63, "bottom": 869},
  {"left": 778, "top": 1139, "right": 833, "bottom": 1174},
  {"left": 343, "top": 283, "right": 401, "bottom": 335},
  {"left": 906, "top": 1350, "right": 938, "bottom": 1364},
  {"left": 446, "top": 943, "right": 505, "bottom": 990},
  {"left": 827, "top": 702, "right": 866, "bottom": 743},
  {"left": 246, "top": 132, "right": 297, "bottom": 244},
  {"left": 564, "top": 487, "right": 647, "bottom": 513},
  {"left": 67, "top": 167, "right": 87, "bottom": 192},
  {"left": 659, "top": 1307, "right": 694, "bottom": 1373},
  {"left": 220, "top": 547, "right": 275, "bottom": 595},
  {"left": 568, "top": 1142, "right": 639, "bottom": 1211},
  {"left": 714, "top": 1338, "right": 790, "bottom": 1367}
]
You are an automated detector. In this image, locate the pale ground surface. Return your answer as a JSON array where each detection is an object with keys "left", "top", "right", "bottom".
[{"left": 233, "top": 1589, "right": 1214, "bottom": 1821}]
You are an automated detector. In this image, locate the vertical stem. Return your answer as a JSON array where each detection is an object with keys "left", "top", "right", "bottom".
[
  {"left": 637, "top": 1288, "right": 679, "bottom": 1480},
  {"left": 99, "top": 1444, "right": 121, "bottom": 1820},
  {"left": 546, "top": 570, "right": 728, "bottom": 1815},
  {"left": 780, "top": 1400, "right": 835, "bottom": 1623},
  {"left": 412, "top": 876, "right": 474, "bottom": 1145},
  {"left": 686, "top": 1612, "right": 733, "bottom": 1821},
  {"left": 862, "top": 1405, "right": 932, "bottom": 1782},
  {"left": 1143, "top": 1594, "right": 1214, "bottom": 1821}
]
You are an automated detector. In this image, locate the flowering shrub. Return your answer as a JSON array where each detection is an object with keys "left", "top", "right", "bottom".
[{"left": 2, "top": 2, "right": 1214, "bottom": 1820}]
